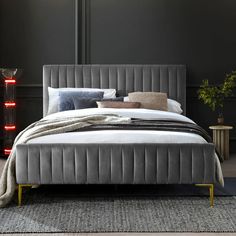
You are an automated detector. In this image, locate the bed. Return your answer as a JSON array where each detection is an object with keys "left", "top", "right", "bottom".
[{"left": 15, "top": 64, "right": 222, "bottom": 207}]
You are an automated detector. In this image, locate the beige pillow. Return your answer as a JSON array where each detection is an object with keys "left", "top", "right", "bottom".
[
  {"left": 96, "top": 101, "right": 141, "bottom": 109},
  {"left": 128, "top": 92, "right": 168, "bottom": 111}
]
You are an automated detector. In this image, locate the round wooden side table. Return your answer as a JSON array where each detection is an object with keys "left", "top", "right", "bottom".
[{"left": 209, "top": 125, "right": 233, "bottom": 160}]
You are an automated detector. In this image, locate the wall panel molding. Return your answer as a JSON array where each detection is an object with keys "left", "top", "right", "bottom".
[{"left": 81, "top": 0, "right": 91, "bottom": 64}]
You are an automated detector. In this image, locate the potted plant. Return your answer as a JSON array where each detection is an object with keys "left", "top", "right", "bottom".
[{"left": 198, "top": 70, "right": 236, "bottom": 124}]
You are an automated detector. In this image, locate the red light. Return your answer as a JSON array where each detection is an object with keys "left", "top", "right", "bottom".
[
  {"left": 4, "top": 149, "right": 12, "bottom": 155},
  {"left": 4, "top": 79, "right": 16, "bottom": 84},
  {"left": 4, "top": 125, "right": 16, "bottom": 131},
  {"left": 4, "top": 102, "right": 16, "bottom": 108}
]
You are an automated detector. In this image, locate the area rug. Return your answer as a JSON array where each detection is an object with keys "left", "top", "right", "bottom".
[{"left": 0, "top": 191, "right": 236, "bottom": 233}]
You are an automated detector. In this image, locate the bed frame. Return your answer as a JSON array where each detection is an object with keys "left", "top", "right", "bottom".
[{"left": 16, "top": 65, "right": 216, "bottom": 207}]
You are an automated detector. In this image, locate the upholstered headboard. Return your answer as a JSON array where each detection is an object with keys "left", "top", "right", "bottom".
[{"left": 43, "top": 64, "right": 186, "bottom": 116}]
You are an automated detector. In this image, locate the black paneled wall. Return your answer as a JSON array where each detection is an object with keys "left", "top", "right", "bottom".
[
  {"left": 87, "top": 0, "right": 236, "bottom": 151},
  {"left": 0, "top": 0, "right": 75, "bottom": 152},
  {"left": 0, "top": 0, "right": 236, "bottom": 152}
]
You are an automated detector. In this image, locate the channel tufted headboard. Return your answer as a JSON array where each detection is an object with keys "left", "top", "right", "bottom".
[{"left": 43, "top": 64, "right": 186, "bottom": 116}]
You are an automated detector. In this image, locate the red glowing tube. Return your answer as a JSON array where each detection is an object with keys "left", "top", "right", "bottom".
[
  {"left": 4, "top": 79, "right": 16, "bottom": 84},
  {"left": 4, "top": 149, "right": 12, "bottom": 155},
  {"left": 4, "top": 125, "right": 16, "bottom": 131},
  {"left": 4, "top": 102, "right": 16, "bottom": 108}
]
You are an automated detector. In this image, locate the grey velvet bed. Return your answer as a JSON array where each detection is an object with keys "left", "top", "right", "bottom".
[{"left": 15, "top": 65, "right": 217, "bottom": 207}]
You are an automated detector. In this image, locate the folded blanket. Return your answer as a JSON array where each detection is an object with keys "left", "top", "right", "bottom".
[{"left": 0, "top": 114, "right": 130, "bottom": 207}]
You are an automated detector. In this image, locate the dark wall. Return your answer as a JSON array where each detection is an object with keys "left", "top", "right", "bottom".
[
  {"left": 0, "top": 0, "right": 75, "bottom": 153},
  {"left": 88, "top": 0, "right": 236, "bottom": 150},
  {"left": 0, "top": 0, "right": 236, "bottom": 152},
  {"left": 90, "top": 0, "right": 236, "bottom": 84}
]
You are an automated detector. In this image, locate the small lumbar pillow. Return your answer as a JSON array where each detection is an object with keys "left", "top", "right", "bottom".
[
  {"left": 48, "top": 87, "right": 116, "bottom": 115},
  {"left": 59, "top": 91, "right": 104, "bottom": 111},
  {"left": 96, "top": 101, "right": 141, "bottom": 109},
  {"left": 72, "top": 96, "right": 124, "bottom": 110},
  {"left": 128, "top": 92, "right": 167, "bottom": 111},
  {"left": 124, "top": 96, "right": 182, "bottom": 114}
]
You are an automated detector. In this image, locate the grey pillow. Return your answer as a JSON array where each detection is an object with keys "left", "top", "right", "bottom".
[{"left": 59, "top": 91, "right": 104, "bottom": 112}]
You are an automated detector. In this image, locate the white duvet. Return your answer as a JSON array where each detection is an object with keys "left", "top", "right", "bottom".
[{"left": 30, "top": 108, "right": 202, "bottom": 144}]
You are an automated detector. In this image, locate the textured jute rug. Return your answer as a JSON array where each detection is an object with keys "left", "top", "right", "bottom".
[{"left": 0, "top": 186, "right": 236, "bottom": 233}]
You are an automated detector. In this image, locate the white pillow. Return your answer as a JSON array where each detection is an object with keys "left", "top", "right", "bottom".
[
  {"left": 167, "top": 98, "right": 183, "bottom": 114},
  {"left": 47, "top": 87, "right": 116, "bottom": 115},
  {"left": 124, "top": 96, "right": 183, "bottom": 114}
]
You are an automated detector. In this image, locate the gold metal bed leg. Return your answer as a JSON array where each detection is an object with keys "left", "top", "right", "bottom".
[
  {"left": 195, "top": 184, "right": 214, "bottom": 208},
  {"left": 18, "top": 184, "right": 32, "bottom": 207}
]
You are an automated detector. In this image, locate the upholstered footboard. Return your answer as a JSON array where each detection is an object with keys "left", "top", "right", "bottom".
[{"left": 16, "top": 143, "right": 217, "bottom": 185}]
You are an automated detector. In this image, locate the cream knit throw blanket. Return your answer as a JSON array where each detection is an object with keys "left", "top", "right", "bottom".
[{"left": 0, "top": 114, "right": 130, "bottom": 207}]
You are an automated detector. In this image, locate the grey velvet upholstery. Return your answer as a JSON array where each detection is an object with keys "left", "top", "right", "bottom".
[
  {"left": 43, "top": 65, "right": 186, "bottom": 116},
  {"left": 16, "top": 143, "right": 216, "bottom": 184}
]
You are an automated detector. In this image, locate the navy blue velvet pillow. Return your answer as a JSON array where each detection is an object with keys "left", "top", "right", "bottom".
[{"left": 58, "top": 91, "right": 104, "bottom": 111}]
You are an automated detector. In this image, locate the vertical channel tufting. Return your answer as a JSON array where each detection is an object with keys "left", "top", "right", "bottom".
[
  {"left": 132, "top": 67, "right": 135, "bottom": 92},
  {"left": 43, "top": 65, "right": 186, "bottom": 116},
  {"left": 39, "top": 148, "right": 41, "bottom": 183},
  {"left": 151, "top": 68, "right": 153, "bottom": 92},
  {"left": 82, "top": 67, "right": 84, "bottom": 88},
  {"left": 125, "top": 67, "right": 127, "bottom": 93},
  {"left": 142, "top": 67, "right": 144, "bottom": 92},
  {"left": 73, "top": 148, "right": 76, "bottom": 183},
  {"left": 16, "top": 144, "right": 216, "bottom": 185},
  {"left": 27, "top": 147, "right": 29, "bottom": 183},
  {"left": 108, "top": 67, "right": 110, "bottom": 89},
  {"left": 156, "top": 147, "right": 159, "bottom": 183},
  {"left": 167, "top": 149, "right": 170, "bottom": 183},
  {"left": 148, "top": 67, "right": 152, "bottom": 91},
  {"left": 144, "top": 147, "right": 146, "bottom": 184},
  {"left": 191, "top": 148, "right": 193, "bottom": 183},
  {"left": 49, "top": 67, "right": 52, "bottom": 89},
  {"left": 74, "top": 65, "right": 76, "bottom": 88},
  {"left": 50, "top": 148, "right": 52, "bottom": 183},
  {"left": 110, "top": 147, "right": 112, "bottom": 183},
  {"left": 99, "top": 67, "right": 101, "bottom": 89},
  {"left": 62, "top": 148, "right": 65, "bottom": 183},
  {"left": 132, "top": 148, "right": 135, "bottom": 184},
  {"left": 167, "top": 67, "right": 170, "bottom": 96},
  {"left": 178, "top": 148, "right": 181, "bottom": 184},
  {"left": 98, "top": 147, "right": 100, "bottom": 183},
  {"left": 85, "top": 148, "right": 88, "bottom": 184},
  {"left": 89, "top": 66, "right": 92, "bottom": 88},
  {"left": 116, "top": 68, "right": 118, "bottom": 92},
  {"left": 180, "top": 147, "right": 182, "bottom": 183},
  {"left": 121, "top": 147, "right": 124, "bottom": 183},
  {"left": 203, "top": 148, "right": 206, "bottom": 182}
]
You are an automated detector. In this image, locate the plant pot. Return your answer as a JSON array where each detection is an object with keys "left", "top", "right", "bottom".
[{"left": 217, "top": 116, "right": 224, "bottom": 125}]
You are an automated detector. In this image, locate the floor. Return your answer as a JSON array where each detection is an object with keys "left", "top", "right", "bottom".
[
  {"left": 221, "top": 154, "right": 236, "bottom": 177},
  {"left": 0, "top": 155, "right": 236, "bottom": 236}
]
